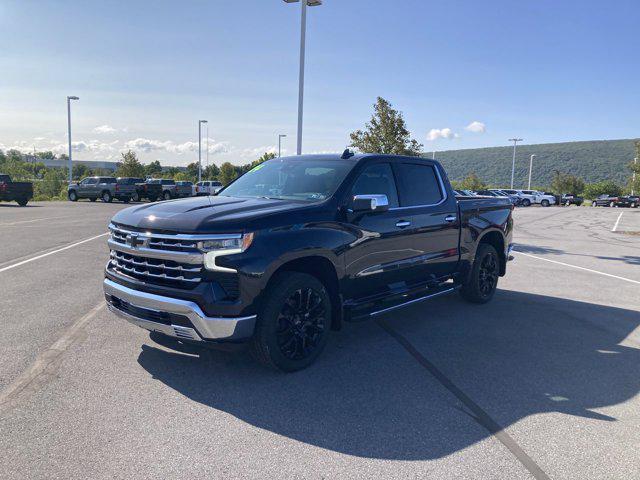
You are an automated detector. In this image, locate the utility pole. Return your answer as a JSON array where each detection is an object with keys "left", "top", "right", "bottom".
[
  {"left": 528, "top": 154, "right": 536, "bottom": 189},
  {"left": 278, "top": 134, "right": 287, "bottom": 157},
  {"left": 198, "top": 119, "right": 207, "bottom": 182},
  {"left": 508, "top": 138, "right": 523, "bottom": 189},
  {"left": 632, "top": 157, "right": 638, "bottom": 196},
  {"left": 66, "top": 96, "right": 79, "bottom": 182}
]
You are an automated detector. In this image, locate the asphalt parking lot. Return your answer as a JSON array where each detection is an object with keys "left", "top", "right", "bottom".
[{"left": 1, "top": 201, "right": 639, "bottom": 479}]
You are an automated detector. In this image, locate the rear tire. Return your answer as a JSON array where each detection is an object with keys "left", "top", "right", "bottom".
[
  {"left": 90, "top": 197, "right": 97, "bottom": 202},
  {"left": 68, "top": 190, "right": 78, "bottom": 202},
  {"left": 541, "top": 199, "right": 550, "bottom": 207},
  {"left": 251, "top": 272, "right": 332, "bottom": 372},
  {"left": 460, "top": 243, "right": 500, "bottom": 304},
  {"left": 163, "top": 191, "right": 172, "bottom": 201},
  {"left": 522, "top": 199, "right": 531, "bottom": 207},
  {"left": 131, "top": 192, "right": 140, "bottom": 202},
  {"left": 16, "top": 198, "right": 28, "bottom": 206},
  {"left": 610, "top": 201, "right": 616, "bottom": 208},
  {"left": 101, "top": 191, "right": 113, "bottom": 203}
]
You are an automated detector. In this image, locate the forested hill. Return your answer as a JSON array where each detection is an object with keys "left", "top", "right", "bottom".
[{"left": 430, "top": 139, "right": 637, "bottom": 187}]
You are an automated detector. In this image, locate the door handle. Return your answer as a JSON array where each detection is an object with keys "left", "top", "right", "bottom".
[
  {"left": 444, "top": 215, "right": 457, "bottom": 223},
  {"left": 395, "top": 220, "right": 411, "bottom": 228}
]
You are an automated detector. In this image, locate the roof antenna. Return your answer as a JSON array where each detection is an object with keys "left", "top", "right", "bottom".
[{"left": 341, "top": 148, "right": 354, "bottom": 159}]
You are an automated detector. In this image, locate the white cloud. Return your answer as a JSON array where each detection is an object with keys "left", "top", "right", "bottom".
[
  {"left": 52, "top": 139, "right": 119, "bottom": 155},
  {"left": 241, "top": 145, "right": 279, "bottom": 158},
  {"left": 465, "top": 121, "right": 486, "bottom": 133},
  {"left": 93, "top": 124, "right": 117, "bottom": 134},
  {"left": 123, "top": 137, "right": 229, "bottom": 156},
  {"left": 426, "top": 128, "right": 458, "bottom": 141}
]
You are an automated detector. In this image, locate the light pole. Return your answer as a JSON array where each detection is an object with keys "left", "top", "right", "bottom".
[
  {"left": 278, "top": 134, "right": 287, "bottom": 157},
  {"left": 283, "top": 0, "right": 323, "bottom": 155},
  {"left": 632, "top": 157, "right": 638, "bottom": 196},
  {"left": 508, "top": 138, "right": 523, "bottom": 189},
  {"left": 528, "top": 154, "right": 536, "bottom": 189},
  {"left": 66, "top": 96, "right": 79, "bottom": 182},
  {"left": 198, "top": 120, "right": 207, "bottom": 182}
]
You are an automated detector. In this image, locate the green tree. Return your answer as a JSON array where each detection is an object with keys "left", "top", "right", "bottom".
[
  {"left": 218, "top": 162, "right": 238, "bottom": 185},
  {"left": 583, "top": 180, "right": 622, "bottom": 199},
  {"left": 203, "top": 163, "right": 220, "bottom": 180},
  {"left": 459, "top": 173, "right": 486, "bottom": 191},
  {"left": 6, "top": 149, "right": 23, "bottom": 162},
  {"left": 144, "top": 160, "right": 162, "bottom": 177},
  {"left": 551, "top": 171, "right": 585, "bottom": 195},
  {"left": 116, "top": 150, "right": 145, "bottom": 178},
  {"left": 35, "top": 151, "right": 56, "bottom": 160},
  {"left": 185, "top": 162, "right": 200, "bottom": 182},
  {"left": 629, "top": 140, "right": 640, "bottom": 194},
  {"left": 349, "top": 97, "right": 423, "bottom": 156},
  {"left": 73, "top": 163, "right": 89, "bottom": 180},
  {"left": 36, "top": 168, "right": 66, "bottom": 198}
]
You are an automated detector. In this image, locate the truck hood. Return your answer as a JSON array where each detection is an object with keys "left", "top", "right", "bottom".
[{"left": 110, "top": 195, "right": 311, "bottom": 233}]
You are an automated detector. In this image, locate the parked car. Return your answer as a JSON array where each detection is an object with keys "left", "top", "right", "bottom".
[
  {"left": 196, "top": 180, "right": 224, "bottom": 196},
  {"left": 175, "top": 181, "right": 194, "bottom": 198},
  {"left": 147, "top": 179, "right": 185, "bottom": 200},
  {"left": 591, "top": 195, "right": 634, "bottom": 208},
  {"left": 0, "top": 174, "right": 33, "bottom": 206},
  {"left": 68, "top": 176, "right": 135, "bottom": 203},
  {"left": 561, "top": 193, "right": 584, "bottom": 206},
  {"left": 104, "top": 152, "right": 514, "bottom": 372},
  {"left": 518, "top": 190, "right": 556, "bottom": 207},
  {"left": 627, "top": 196, "right": 639, "bottom": 208},
  {"left": 491, "top": 189, "right": 523, "bottom": 206}
]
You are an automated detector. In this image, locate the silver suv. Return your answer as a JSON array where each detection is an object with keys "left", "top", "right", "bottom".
[{"left": 68, "top": 176, "right": 136, "bottom": 203}]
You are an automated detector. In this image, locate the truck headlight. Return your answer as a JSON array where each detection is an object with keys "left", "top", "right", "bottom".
[{"left": 200, "top": 233, "right": 254, "bottom": 272}]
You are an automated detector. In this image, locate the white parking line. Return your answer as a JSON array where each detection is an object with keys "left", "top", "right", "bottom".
[
  {"left": 612, "top": 212, "right": 624, "bottom": 232},
  {"left": 513, "top": 251, "right": 640, "bottom": 285},
  {"left": 0, "top": 232, "right": 109, "bottom": 274},
  {"left": 0, "top": 215, "right": 69, "bottom": 227}
]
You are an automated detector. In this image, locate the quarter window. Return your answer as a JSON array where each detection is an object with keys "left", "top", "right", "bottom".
[
  {"left": 351, "top": 163, "right": 399, "bottom": 208},
  {"left": 395, "top": 163, "right": 443, "bottom": 206}
]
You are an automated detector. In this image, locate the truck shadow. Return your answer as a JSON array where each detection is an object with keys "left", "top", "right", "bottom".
[{"left": 137, "top": 290, "right": 640, "bottom": 460}]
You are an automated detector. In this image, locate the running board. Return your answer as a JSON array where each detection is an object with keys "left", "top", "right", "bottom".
[
  {"left": 368, "top": 286, "right": 459, "bottom": 317},
  {"left": 345, "top": 283, "right": 460, "bottom": 321}
]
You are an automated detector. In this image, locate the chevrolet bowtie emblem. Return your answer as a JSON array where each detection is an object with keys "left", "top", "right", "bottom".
[{"left": 125, "top": 233, "right": 146, "bottom": 248}]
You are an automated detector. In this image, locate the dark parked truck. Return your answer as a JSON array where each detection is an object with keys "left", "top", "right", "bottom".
[
  {"left": 104, "top": 153, "right": 513, "bottom": 371},
  {"left": 115, "top": 177, "right": 161, "bottom": 202},
  {"left": 0, "top": 174, "right": 33, "bottom": 206}
]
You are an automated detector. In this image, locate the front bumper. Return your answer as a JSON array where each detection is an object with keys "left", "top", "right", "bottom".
[{"left": 103, "top": 278, "right": 256, "bottom": 342}]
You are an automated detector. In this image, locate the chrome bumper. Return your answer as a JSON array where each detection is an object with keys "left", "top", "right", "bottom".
[{"left": 103, "top": 278, "right": 256, "bottom": 342}]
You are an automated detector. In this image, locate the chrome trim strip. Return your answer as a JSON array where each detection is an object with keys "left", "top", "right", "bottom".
[
  {"left": 369, "top": 287, "right": 458, "bottom": 317},
  {"left": 108, "top": 238, "right": 204, "bottom": 264},
  {"left": 104, "top": 279, "right": 256, "bottom": 340},
  {"left": 109, "top": 223, "right": 242, "bottom": 241}
]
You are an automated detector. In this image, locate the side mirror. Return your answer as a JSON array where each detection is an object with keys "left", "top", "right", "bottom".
[{"left": 352, "top": 194, "right": 390, "bottom": 213}]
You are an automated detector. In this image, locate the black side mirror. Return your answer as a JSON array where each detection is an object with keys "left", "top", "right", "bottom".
[{"left": 351, "top": 194, "right": 390, "bottom": 213}]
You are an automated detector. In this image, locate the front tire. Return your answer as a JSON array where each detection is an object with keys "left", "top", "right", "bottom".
[
  {"left": 592, "top": 201, "right": 597, "bottom": 207},
  {"left": 68, "top": 190, "right": 78, "bottom": 202},
  {"left": 163, "top": 191, "right": 172, "bottom": 201},
  {"left": 16, "top": 198, "right": 28, "bottom": 206},
  {"left": 460, "top": 243, "right": 500, "bottom": 304},
  {"left": 610, "top": 201, "right": 616, "bottom": 208},
  {"left": 131, "top": 192, "right": 140, "bottom": 202},
  {"left": 541, "top": 199, "right": 550, "bottom": 207},
  {"left": 251, "top": 272, "right": 332, "bottom": 372},
  {"left": 522, "top": 198, "right": 531, "bottom": 207},
  {"left": 101, "top": 191, "right": 113, "bottom": 203}
]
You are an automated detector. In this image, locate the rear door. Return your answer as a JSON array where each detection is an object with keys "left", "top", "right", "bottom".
[{"left": 392, "top": 160, "right": 460, "bottom": 280}]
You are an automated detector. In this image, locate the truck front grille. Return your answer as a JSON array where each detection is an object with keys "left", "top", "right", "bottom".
[{"left": 109, "top": 250, "right": 202, "bottom": 288}]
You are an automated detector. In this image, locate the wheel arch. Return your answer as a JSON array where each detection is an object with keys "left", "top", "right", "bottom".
[
  {"left": 265, "top": 255, "right": 342, "bottom": 331},
  {"left": 477, "top": 230, "right": 506, "bottom": 276}
]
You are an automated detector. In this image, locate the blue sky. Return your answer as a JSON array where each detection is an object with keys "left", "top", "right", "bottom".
[{"left": 1, "top": 0, "right": 638, "bottom": 166}]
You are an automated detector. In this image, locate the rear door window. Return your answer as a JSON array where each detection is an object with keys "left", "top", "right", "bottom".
[{"left": 394, "top": 163, "right": 443, "bottom": 206}]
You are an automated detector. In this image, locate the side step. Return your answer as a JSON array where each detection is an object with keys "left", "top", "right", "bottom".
[{"left": 345, "top": 283, "right": 460, "bottom": 321}]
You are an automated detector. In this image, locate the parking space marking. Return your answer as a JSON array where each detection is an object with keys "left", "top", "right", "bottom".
[
  {"left": 612, "top": 212, "right": 624, "bottom": 232},
  {"left": 0, "top": 302, "right": 105, "bottom": 413},
  {"left": 0, "top": 232, "right": 109, "bottom": 274},
  {"left": 0, "top": 215, "right": 69, "bottom": 227},
  {"left": 513, "top": 251, "right": 640, "bottom": 285},
  {"left": 377, "top": 319, "right": 551, "bottom": 480}
]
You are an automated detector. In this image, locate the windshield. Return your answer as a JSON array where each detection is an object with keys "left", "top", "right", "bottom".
[{"left": 220, "top": 157, "right": 354, "bottom": 202}]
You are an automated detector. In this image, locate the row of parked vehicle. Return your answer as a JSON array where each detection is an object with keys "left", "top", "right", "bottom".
[
  {"left": 454, "top": 189, "right": 639, "bottom": 208},
  {"left": 67, "top": 177, "right": 224, "bottom": 203}
]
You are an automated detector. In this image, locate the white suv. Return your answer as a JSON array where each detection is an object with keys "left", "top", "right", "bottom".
[
  {"left": 196, "top": 180, "right": 223, "bottom": 196},
  {"left": 517, "top": 190, "right": 556, "bottom": 207}
]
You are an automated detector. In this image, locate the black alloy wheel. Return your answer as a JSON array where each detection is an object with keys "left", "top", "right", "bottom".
[
  {"left": 478, "top": 251, "right": 499, "bottom": 298},
  {"left": 276, "top": 287, "right": 326, "bottom": 361},
  {"left": 460, "top": 243, "right": 500, "bottom": 304}
]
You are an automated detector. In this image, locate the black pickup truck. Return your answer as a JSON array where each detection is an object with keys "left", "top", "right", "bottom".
[
  {"left": 0, "top": 174, "right": 33, "bottom": 206},
  {"left": 104, "top": 153, "right": 513, "bottom": 371}
]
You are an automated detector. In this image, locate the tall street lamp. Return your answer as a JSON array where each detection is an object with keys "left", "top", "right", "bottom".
[
  {"left": 283, "top": 0, "right": 323, "bottom": 155},
  {"left": 198, "top": 119, "right": 208, "bottom": 182},
  {"left": 508, "top": 138, "right": 523, "bottom": 189},
  {"left": 632, "top": 157, "right": 638, "bottom": 196},
  {"left": 278, "top": 134, "right": 287, "bottom": 157},
  {"left": 528, "top": 154, "right": 536, "bottom": 189},
  {"left": 66, "top": 96, "right": 79, "bottom": 182}
]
